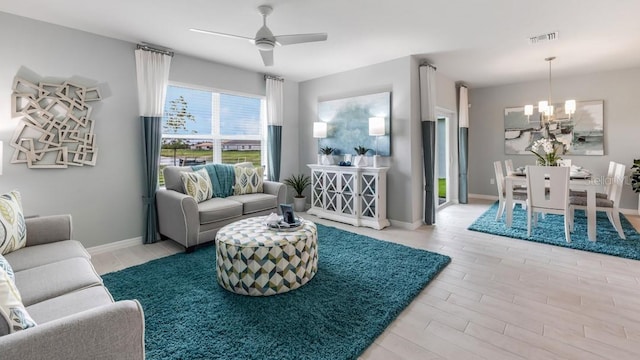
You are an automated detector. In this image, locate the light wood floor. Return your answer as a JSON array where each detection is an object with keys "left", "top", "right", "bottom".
[{"left": 92, "top": 199, "right": 640, "bottom": 360}]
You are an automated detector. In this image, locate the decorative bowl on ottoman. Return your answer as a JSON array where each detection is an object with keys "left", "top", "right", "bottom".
[{"left": 215, "top": 216, "right": 318, "bottom": 296}]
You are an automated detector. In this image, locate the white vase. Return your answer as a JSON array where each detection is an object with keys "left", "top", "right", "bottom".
[
  {"left": 293, "top": 197, "right": 306, "bottom": 212},
  {"left": 353, "top": 155, "right": 367, "bottom": 167},
  {"left": 317, "top": 154, "right": 322, "bottom": 165},
  {"left": 372, "top": 155, "right": 380, "bottom": 168},
  {"left": 321, "top": 155, "right": 334, "bottom": 165}
]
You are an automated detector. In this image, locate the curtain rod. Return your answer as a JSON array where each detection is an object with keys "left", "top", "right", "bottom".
[
  {"left": 264, "top": 74, "right": 284, "bottom": 81},
  {"left": 136, "top": 44, "right": 174, "bottom": 57},
  {"left": 419, "top": 62, "right": 437, "bottom": 71}
]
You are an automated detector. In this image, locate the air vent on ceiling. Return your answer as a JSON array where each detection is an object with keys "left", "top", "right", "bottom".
[{"left": 528, "top": 31, "right": 558, "bottom": 44}]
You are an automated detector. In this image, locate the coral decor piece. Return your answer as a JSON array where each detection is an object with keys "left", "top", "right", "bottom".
[{"left": 10, "top": 76, "right": 101, "bottom": 168}]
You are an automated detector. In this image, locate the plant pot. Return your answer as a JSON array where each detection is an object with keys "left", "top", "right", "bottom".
[
  {"left": 353, "top": 155, "right": 367, "bottom": 167},
  {"left": 321, "top": 154, "right": 334, "bottom": 165},
  {"left": 293, "top": 197, "right": 306, "bottom": 212}
]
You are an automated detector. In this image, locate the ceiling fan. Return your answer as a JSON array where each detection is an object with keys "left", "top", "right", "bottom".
[{"left": 190, "top": 5, "right": 328, "bottom": 67}]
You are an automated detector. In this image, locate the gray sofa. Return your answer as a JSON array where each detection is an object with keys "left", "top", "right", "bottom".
[
  {"left": 157, "top": 164, "right": 286, "bottom": 251},
  {"left": 0, "top": 215, "right": 144, "bottom": 360}
]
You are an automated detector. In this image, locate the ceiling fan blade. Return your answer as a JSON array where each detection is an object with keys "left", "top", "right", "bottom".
[
  {"left": 259, "top": 49, "right": 274, "bottom": 66},
  {"left": 189, "top": 28, "right": 254, "bottom": 42},
  {"left": 274, "top": 33, "right": 328, "bottom": 46}
]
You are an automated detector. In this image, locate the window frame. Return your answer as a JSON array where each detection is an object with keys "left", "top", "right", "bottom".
[{"left": 162, "top": 81, "right": 267, "bottom": 168}]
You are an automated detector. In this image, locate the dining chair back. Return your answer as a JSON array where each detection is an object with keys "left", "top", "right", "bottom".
[
  {"left": 494, "top": 160, "right": 526, "bottom": 221},
  {"left": 504, "top": 159, "right": 515, "bottom": 175},
  {"left": 603, "top": 161, "right": 617, "bottom": 198},
  {"left": 526, "top": 165, "right": 571, "bottom": 242},
  {"left": 557, "top": 159, "right": 572, "bottom": 167}
]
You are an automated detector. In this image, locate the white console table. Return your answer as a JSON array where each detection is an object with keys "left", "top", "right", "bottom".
[{"left": 307, "top": 164, "right": 390, "bottom": 230}]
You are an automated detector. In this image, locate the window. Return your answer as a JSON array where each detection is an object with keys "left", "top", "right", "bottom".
[{"left": 159, "top": 84, "right": 266, "bottom": 186}]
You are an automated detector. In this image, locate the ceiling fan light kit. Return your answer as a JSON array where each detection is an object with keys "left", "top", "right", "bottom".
[{"left": 190, "top": 5, "right": 328, "bottom": 66}]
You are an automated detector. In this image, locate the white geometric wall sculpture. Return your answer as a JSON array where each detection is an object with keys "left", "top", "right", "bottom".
[{"left": 10, "top": 77, "right": 101, "bottom": 168}]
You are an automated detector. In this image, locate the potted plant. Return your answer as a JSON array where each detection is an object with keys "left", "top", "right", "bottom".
[
  {"left": 353, "top": 145, "right": 371, "bottom": 167},
  {"left": 319, "top": 146, "right": 335, "bottom": 165},
  {"left": 632, "top": 159, "right": 640, "bottom": 214},
  {"left": 283, "top": 173, "right": 311, "bottom": 212}
]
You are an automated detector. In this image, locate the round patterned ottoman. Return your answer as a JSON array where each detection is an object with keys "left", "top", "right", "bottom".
[{"left": 215, "top": 216, "right": 318, "bottom": 296}]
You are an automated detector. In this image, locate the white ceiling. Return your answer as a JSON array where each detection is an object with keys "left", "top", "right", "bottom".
[{"left": 3, "top": 0, "right": 640, "bottom": 87}]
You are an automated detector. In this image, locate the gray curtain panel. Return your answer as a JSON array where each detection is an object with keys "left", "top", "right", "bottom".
[
  {"left": 419, "top": 65, "right": 437, "bottom": 225},
  {"left": 422, "top": 121, "right": 436, "bottom": 224},
  {"left": 458, "top": 85, "right": 469, "bottom": 204},
  {"left": 458, "top": 127, "right": 469, "bottom": 204},
  {"left": 135, "top": 47, "right": 172, "bottom": 244},
  {"left": 142, "top": 116, "right": 162, "bottom": 244},
  {"left": 267, "top": 125, "right": 282, "bottom": 181}
]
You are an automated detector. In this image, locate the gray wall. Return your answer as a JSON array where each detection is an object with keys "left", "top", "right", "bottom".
[
  {"left": 299, "top": 56, "right": 457, "bottom": 226},
  {"left": 0, "top": 12, "right": 299, "bottom": 247},
  {"left": 468, "top": 67, "right": 640, "bottom": 210}
]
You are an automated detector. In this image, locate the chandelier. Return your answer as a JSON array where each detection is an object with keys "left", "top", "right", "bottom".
[{"left": 524, "top": 56, "right": 576, "bottom": 123}]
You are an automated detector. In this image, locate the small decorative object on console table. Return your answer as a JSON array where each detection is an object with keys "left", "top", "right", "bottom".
[
  {"left": 631, "top": 159, "right": 640, "bottom": 215},
  {"left": 307, "top": 164, "right": 389, "bottom": 230},
  {"left": 353, "top": 145, "right": 371, "bottom": 168},
  {"left": 283, "top": 173, "right": 311, "bottom": 212},
  {"left": 530, "top": 137, "right": 562, "bottom": 166},
  {"left": 319, "top": 146, "right": 335, "bottom": 165}
]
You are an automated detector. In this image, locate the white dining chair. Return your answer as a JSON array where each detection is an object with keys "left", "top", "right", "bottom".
[
  {"left": 505, "top": 159, "right": 515, "bottom": 175},
  {"left": 526, "top": 166, "right": 571, "bottom": 242},
  {"left": 569, "top": 163, "right": 626, "bottom": 239},
  {"left": 494, "top": 160, "right": 527, "bottom": 221},
  {"left": 557, "top": 159, "right": 572, "bottom": 167},
  {"left": 570, "top": 161, "right": 616, "bottom": 200}
]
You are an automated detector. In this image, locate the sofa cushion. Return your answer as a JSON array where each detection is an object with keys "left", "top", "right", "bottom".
[
  {"left": 4, "top": 240, "right": 90, "bottom": 272},
  {"left": 0, "top": 190, "right": 27, "bottom": 255},
  {"left": 14, "top": 257, "right": 102, "bottom": 306},
  {"left": 198, "top": 198, "right": 243, "bottom": 225},
  {"left": 0, "top": 266, "right": 36, "bottom": 336},
  {"left": 226, "top": 194, "right": 278, "bottom": 215},
  {"left": 181, "top": 169, "right": 213, "bottom": 203},
  {"left": 26, "top": 286, "right": 113, "bottom": 324},
  {"left": 234, "top": 166, "right": 264, "bottom": 195}
]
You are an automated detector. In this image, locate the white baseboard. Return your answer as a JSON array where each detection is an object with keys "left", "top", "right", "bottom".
[
  {"left": 469, "top": 193, "right": 499, "bottom": 201},
  {"left": 389, "top": 219, "right": 423, "bottom": 230},
  {"left": 620, "top": 208, "right": 639, "bottom": 216},
  {"left": 87, "top": 237, "right": 143, "bottom": 256}
]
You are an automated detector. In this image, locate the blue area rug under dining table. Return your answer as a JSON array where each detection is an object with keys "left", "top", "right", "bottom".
[
  {"left": 103, "top": 223, "right": 450, "bottom": 360},
  {"left": 468, "top": 202, "right": 640, "bottom": 260}
]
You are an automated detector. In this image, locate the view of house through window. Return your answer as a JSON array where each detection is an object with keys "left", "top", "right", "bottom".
[{"left": 159, "top": 84, "right": 266, "bottom": 186}]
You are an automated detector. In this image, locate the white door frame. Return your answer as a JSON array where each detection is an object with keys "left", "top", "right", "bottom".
[{"left": 435, "top": 107, "right": 459, "bottom": 208}]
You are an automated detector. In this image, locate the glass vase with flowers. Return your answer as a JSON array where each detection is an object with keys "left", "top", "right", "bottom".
[{"left": 530, "top": 138, "right": 562, "bottom": 166}]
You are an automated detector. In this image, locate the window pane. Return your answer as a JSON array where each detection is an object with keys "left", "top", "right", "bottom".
[
  {"left": 161, "top": 138, "right": 212, "bottom": 167},
  {"left": 219, "top": 93, "right": 261, "bottom": 136},
  {"left": 221, "top": 139, "right": 261, "bottom": 166},
  {"left": 163, "top": 86, "right": 212, "bottom": 135}
]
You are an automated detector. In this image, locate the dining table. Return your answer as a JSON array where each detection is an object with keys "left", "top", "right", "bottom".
[{"left": 504, "top": 167, "right": 603, "bottom": 241}]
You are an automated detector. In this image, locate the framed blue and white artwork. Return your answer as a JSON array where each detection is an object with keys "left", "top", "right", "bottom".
[{"left": 317, "top": 92, "right": 391, "bottom": 156}]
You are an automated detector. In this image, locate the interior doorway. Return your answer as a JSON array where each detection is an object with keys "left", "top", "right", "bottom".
[{"left": 436, "top": 116, "right": 449, "bottom": 206}]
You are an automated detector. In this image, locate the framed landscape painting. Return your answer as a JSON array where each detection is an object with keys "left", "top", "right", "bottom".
[
  {"left": 504, "top": 100, "right": 603, "bottom": 155},
  {"left": 317, "top": 92, "right": 391, "bottom": 156}
]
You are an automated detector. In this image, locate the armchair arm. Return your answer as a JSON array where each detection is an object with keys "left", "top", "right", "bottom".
[
  {"left": 0, "top": 300, "right": 145, "bottom": 360},
  {"left": 25, "top": 214, "right": 72, "bottom": 247},
  {"left": 156, "top": 188, "right": 199, "bottom": 248},
  {"left": 263, "top": 181, "right": 286, "bottom": 212}
]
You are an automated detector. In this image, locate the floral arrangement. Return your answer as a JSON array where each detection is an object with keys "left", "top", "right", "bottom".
[
  {"left": 530, "top": 137, "right": 562, "bottom": 166},
  {"left": 319, "top": 146, "right": 335, "bottom": 155},
  {"left": 632, "top": 159, "right": 640, "bottom": 193}
]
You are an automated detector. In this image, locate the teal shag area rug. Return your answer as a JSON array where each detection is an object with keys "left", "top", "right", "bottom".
[
  {"left": 468, "top": 202, "right": 640, "bottom": 259},
  {"left": 103, "top": 224, "right": 450, "bottom": 360}
]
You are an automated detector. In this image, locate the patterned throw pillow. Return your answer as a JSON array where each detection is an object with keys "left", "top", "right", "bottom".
[
  {"left": 0, "top": 255, "right": 14, "bottom": 284},
  {"left": 0, "top": 266, "right": 36, "bottom": 334},
  {"left": 180, "top": 169, "right": 213, "bottom": 202},
  {"left": 234, "top": 166, "right": 264, "bottom": 195},
  {"left": 0, "top": 191, "right": 27, "bottom": 255}
]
